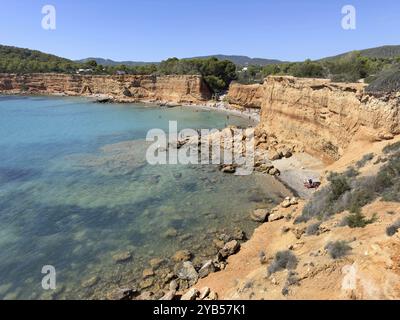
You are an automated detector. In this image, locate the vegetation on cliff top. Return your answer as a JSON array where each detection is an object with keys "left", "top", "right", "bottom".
[
  {"left": 0, "top": 45, "right": 237, "bottom": 93},
  {"left": 237, "top": 51, "right": 400, "bottom": 87},
  {"left": 2, "top": 44, "right": 400, "bottom": 93}
]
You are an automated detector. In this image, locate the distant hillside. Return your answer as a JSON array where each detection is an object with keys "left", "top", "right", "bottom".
[
  {"left": 0, "top": 44, "right": 73, "bottom": 63},
  {"left": 77, "top": 55, "right": 283, "bottom": 67},
  {"left": 188, "top": 55, "right": 283, "bottom": 66},
  {"left": 75, "top": 57, "right": 158, "bottom": 66},
  {"left": 323, "top": 45, "right": 400, "bottom": 61},
  {"left": 0, "top": 45, "right": 78, "bottom": 73}
]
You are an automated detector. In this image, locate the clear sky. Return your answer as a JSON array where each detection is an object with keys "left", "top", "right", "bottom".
[{"left": 0, "top": 0, "right": 399, "bottom": 62}]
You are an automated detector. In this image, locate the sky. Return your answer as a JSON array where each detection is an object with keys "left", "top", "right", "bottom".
[{"left": 0, "top": 0, "right": 399, "bottom": 62}]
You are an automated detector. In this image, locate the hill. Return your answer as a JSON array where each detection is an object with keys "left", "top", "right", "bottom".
[
  {"left": 75, "top": 57, "right": 158, "bottom": 66},
  {"left": 0, "top": 44, "right": 77, "bottom": 73},
  {"left": 76, "top": 55, "right": 283, "bottom": 67},
  {"left": 187, "top": 55, "right": 283, "bottom": 66},
  {"left": 322, "top": 45, "right": 400, "bottom": 61}
]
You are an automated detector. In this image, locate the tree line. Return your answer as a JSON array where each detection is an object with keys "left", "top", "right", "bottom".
[{"left": 237, "top": 51, "right": 400, "bottom": 85}]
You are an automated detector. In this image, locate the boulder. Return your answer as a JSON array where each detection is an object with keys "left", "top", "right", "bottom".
[
  {"left": 251, "top": 208, "right": 270, "bottom": 222},
  {"left": 208, "top": 291, "right": 218, "bottom": 300},
  {"left": 139, "top": 278, "right": 154, "bottom": 289},
  {"left": 219, "top": 240, "right": 240, "bottom": 258},
  {"left": 159, "top": 290, "right": 176, "bottom": 300},
  {"left": 256, "top": 163, "right": 274, "bottom": 173},
  {"left": 181, "top": 288, "right": 199, "bottom": 301},
  {"left": 198, "top": 260, "right": 215, "bottom": 278},
  {"left": 142, "top": 268, "right": 155, "bottom": 279},
  {"left": 279, "top": 147, "right": 293, "bottom": 158},
  {"left": 231, "top": 228, "right": 246, "bottom": 240},
  {"left": 169, "top": 280, "right": 178, "bottom": 291},
  {"left": 268, "top": 167, "right": 280, "bottom": 176},
  {"left": 281, "top": 198, "right": 291, "bottom": 208},
  {"left": 268, "top": 213, "right": 284, "bottom": 222},
  {"left": 221, "top": 165, "right": 236, "bottom": 173},
  {"left": 199, "top": 287, "right": 211, "bottom": 300},
  {"left": 289, "top": 197, "right": 298, "bottom": 205},
  {"left": 149, "top": 258, "right": 165, "bottom": 269},
  {"left": 177, "top": 261, "right": 199, "bottom": 286},
  {"left": 269, "top": 150, "right": 282, "bottom": 161},
  {"left": 136, "top": 291, "right": 154, "bottom": 300},
  {"left": 213, "top": 239, "right": 225, "bottom": 249}
]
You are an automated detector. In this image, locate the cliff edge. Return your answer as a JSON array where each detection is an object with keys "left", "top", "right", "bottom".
[{"left": 0, "top": 73, "right": 212, "bottom": 104}]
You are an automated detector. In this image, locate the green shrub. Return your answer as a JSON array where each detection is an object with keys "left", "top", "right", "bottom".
[
  {"left": 355, "top": 153, "right": 374, "bottom": 168},
  {"left": 386, "top": 219, "right": 400, "bottom": 236},
  {"left": 328, "top": 173, "right": 351, "bottom": 201},
  {"left": 341, "top": 211, "right": 377, "bottom": 228},
  {"left": 325, "top": 241, "right": 352, "bottom": 259},
  {"left": 306, "top": 222, "right": 321, "bottom": 235},
  {"left": 267, "top": 251, "right": 298, "bottom": 275},
  {"left": 383, "top": 142, "right": 400, "bottom": 154},
  {"left": 344, "top": 167, "right": 360, "bottom": 178}
]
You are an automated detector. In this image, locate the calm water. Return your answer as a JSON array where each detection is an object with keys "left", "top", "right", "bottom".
[{"left": 0, "top": 95, "right": 289, "bottom": 299}]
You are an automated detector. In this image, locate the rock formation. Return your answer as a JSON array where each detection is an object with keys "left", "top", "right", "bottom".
[
  {"left": 226, "top": 82, "right": 264, "bottom": 109},
  {"left": 229, "top": 76, "right": 400, "bottom": 161},
  {"left": 0, "top": 73, "right": 212, "bottom": 104}
]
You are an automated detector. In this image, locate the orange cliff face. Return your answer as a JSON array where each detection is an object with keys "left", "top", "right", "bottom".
[
  {"left": 227, "top": 76, "right": 400, "bottom": 161},
  {"left": 0, "top": 73, "right": 212, "bottom": 104},
  {"left": 226, "top": 82, "right": 264, "bottom": 109}
]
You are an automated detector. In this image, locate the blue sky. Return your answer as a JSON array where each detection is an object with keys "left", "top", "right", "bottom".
[{"left": 0, "top": 0, "right": 399, "bottom": 62}]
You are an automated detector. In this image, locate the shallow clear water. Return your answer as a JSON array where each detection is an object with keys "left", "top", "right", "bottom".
[{"left": 0, "top": 95, "right": 289, "bottom": 299}]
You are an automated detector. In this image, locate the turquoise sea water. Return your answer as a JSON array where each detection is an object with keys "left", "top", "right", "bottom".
[{"left": 0, "top": 96, "right": 289, "bottom": 299}]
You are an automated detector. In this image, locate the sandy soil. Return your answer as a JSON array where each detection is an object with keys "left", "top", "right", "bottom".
[{"left": 187, "top": 136, "right": 400, "bottom": 300}]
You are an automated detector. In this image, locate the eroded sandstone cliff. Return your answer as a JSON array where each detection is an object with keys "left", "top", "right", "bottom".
[
  {"left": 226, "top": 82, "right": 263, "bottom": 109},
  {"left": 250, "top": 76, "right": 400, "bottom": 161},
  {"left": 0, "top": 73, "right": 212, "bottom": 104}
]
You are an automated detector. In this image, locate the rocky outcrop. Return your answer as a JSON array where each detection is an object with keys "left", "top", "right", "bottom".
[
  {"left": 0, "top": 73, "right": 212, "bottom": 104},
  {"left": 226, "top": 82, "right": 263, "bottom": 109}
]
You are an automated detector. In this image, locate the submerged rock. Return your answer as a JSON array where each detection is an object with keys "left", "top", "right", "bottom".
[
  {"left": 139, "top": 278, "right": 154, "bottom": 290},
  {"left": 142, "top": 268, "right": 155, "bottom": 279},
  {"left": 149, "top": 258, "right": 165, "bottom": 269},
  {"left": 81, "top": 276, "right": 100, "bottom": 288},
  {"left": 172, "top": 249, "right": 192, "bottom": 262},
  {"left": 112, "top": 251, "right": 132, "bottom": 263},
  {"left": 164, "top": 228, "right": 178, "bottom": 238}
]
